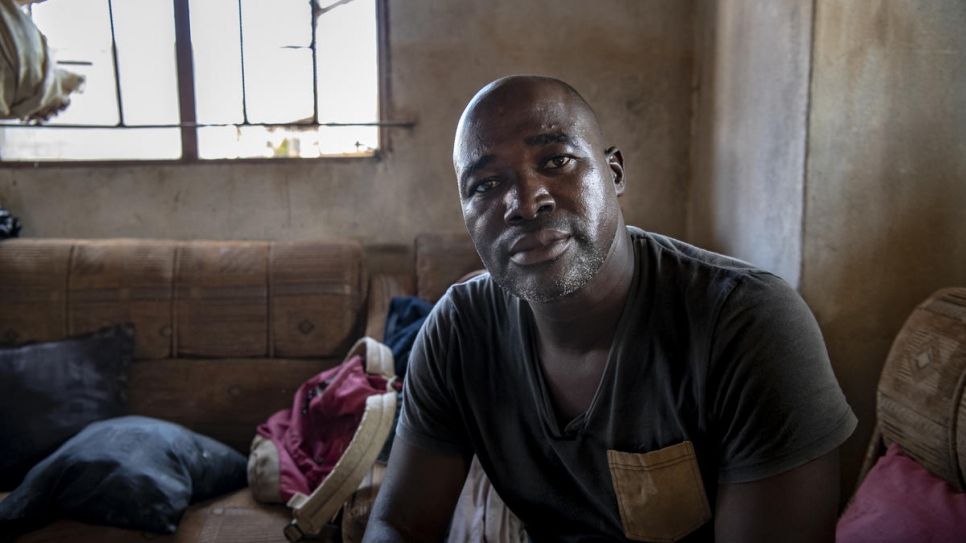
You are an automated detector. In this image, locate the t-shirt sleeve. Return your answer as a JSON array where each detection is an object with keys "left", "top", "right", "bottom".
[
  {"left": 709, "top": 273, "right": 857, "bottom": 484},
  {"left": 395, "top": 295, "right": 470, "bottom": 458}
]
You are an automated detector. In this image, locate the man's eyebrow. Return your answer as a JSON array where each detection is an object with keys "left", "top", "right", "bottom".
[
  {"left": 460, "top": 154, "right": 495, "bottom": 188},
  {"left": 523, "top": 132, "right": 571, "bottom": 146},
  {"left": 459, "top": 133, "right": 571, "bottom": 188}
]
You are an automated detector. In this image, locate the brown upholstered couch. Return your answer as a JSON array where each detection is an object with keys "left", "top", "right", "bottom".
[
  {"left": 836, "top": 287, "right": 966, "bottom": 538},
  {"left": 0, "top": 233, "right": 483, "bottom": 543}
]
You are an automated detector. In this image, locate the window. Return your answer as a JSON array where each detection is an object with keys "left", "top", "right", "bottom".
[{"left": 0, "top": 0, "right": 387, "bottom": 162}]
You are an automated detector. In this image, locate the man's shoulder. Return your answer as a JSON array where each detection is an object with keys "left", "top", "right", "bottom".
[
  {"left": 430, "top": 273, "right": 515, "bottom": 327},
  {"left": 626, "top": 226, "right": 799, "bottom": 311},
  {"left": 416, "top": 273, "right": 523, "bottom": 362},
  {"left": 440, "top": 271, "right": 503, "bottom": 305},
  {"left": 627, "top": 226, "right": 761, "bottom": 274}
]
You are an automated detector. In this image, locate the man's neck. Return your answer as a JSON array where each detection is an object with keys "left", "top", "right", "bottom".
[{"left": 527, "top": 224, "right": 635, "bottom": 354}]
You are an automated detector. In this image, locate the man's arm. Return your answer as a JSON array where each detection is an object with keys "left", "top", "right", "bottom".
[
  {"left": 714, "top": 449, "right": 841, "bottom": 543},
  {"left": 363, "top": 439, "right": 468, "bottom": 543}
]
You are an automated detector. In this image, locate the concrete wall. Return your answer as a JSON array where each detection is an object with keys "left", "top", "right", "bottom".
[
  {"left": 693, "top": 0, "right": 966, "bottom": 499},
  {"left": 803, "top": 0, "right": 966, "bottom": 494},
  {"left": 0, "top": 0, "right": 695, "bottom": 272},
  {"left": 689, "top": 0, "right": 812, "bottom": 288}
]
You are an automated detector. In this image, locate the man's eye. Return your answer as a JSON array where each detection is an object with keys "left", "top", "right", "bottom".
[
  {"left": 545, "top": 156, "right": 573, "bottom": 169},
  {"left": 472, "top": 179, "right": 500, "bottom": 194}
]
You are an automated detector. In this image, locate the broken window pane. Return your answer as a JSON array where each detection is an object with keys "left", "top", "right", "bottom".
[{"left": 0, "top": 0, "right": 381, "bottom": 162}]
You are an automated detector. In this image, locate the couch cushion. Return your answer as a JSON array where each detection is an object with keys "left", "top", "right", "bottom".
[
  {"left": 3, "top": 487, "right": 308, "bottom": 543},
  {"left": 68, "top": 241, "right": 178, "bottom": 359},
  {"left": 0, "top": 323, "right": 134, "bottom": 490},
  {"left": 0, "top": 240, "right": 72, "bottom": 346},
  {"left": 128, "top": 357, "right": 331, "bottom": 453},
  {"left": 269, "top": 240, "right": 367, "bottom": 358}
]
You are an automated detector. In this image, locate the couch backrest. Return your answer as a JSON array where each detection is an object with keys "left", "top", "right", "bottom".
[
  {"left": 414, "top": 232, "right": 484, "bottom": 303},
  {"left": 364, "top": 233, "right": 482, "bottom": 341},
  {"left": 0, "top": 238, "right": 367, "bottom": 451},
  {"left": 0, "top": 239, "right": 367, "bottom": 358}
]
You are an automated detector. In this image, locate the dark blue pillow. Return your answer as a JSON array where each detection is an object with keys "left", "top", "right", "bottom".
[
  {"left": 0, "top": 416, "right": 248, "bottom": 538},
  {"left": 0, "top": 323, "right": 134, "bottom": 490}
]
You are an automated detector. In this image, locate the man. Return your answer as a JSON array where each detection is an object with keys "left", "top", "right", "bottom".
[{"left": 364, "top": 75, "right": 856, "bottom": 542}]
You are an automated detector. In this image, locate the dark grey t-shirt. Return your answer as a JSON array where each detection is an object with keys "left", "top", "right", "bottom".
[{"left": 397, "top": 227, "right": 856, "bottom": 542}]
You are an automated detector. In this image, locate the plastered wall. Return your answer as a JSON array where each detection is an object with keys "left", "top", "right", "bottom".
[
  {"left": 0, "top": 0, "right": 695, "bottom": 273},
  {"left": 803, "top": 0, "right": 966, "bottom": 496},
  {"left": 689, "top": 0, "right": 813, "bottom": 288}
]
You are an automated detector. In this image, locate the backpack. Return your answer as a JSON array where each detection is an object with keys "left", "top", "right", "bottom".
[{"left": 247, "top": 337, "right": 398, "bottom": 542}]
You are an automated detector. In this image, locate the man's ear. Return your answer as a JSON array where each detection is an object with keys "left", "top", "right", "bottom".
[{"left": 605, "top": 146, "right": 625, "bottom": 196}]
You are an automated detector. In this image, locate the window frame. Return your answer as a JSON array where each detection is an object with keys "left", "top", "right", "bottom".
[{"left": 0, "top": 0, "right": 401, "bottom": 168}]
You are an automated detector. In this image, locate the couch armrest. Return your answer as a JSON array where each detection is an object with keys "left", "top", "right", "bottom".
[
  {"left": 366, "top": 274, "right": 416, "bottom": 342},
  {"left": 871, "top": 287, "right": 966, "bottom": 491}
]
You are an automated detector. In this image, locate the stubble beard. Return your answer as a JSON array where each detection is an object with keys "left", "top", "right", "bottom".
[{"left": 488, "top": 227, "right": 609, "bottom": 304}]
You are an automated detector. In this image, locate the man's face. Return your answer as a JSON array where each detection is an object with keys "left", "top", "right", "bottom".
[{"left": 454, "top": 80, "right": 624, "bottom": 303}]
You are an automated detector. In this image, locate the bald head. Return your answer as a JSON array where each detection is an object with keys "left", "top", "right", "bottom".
[{"left": 453, "top": 76, "right": 605, "bottom": 177}]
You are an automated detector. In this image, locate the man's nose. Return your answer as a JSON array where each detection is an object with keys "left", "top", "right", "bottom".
[{"left": 503, "top": 175, "right": 555, "bottom": 224}]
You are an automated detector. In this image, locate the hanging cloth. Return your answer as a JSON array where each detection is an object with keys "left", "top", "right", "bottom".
[{"left": 0, "top": 0, "right": 83, "bottom": 122}]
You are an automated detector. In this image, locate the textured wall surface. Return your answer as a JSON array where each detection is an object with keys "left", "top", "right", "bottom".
[
  {"left": 0, "top": 0, "right": 695, "bottom": 259},
  {"left": 803, "top": 0, "right": 966, "bottom": 495},
  {"left": 689, "top": 0, "right": 812, "bottom": 287}
]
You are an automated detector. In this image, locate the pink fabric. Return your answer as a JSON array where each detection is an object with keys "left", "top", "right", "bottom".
[
  {"left": 257, "top": 355, "right": 388, "bottom": 501},
  {"left": 836, "top": 443, "right": 966, "bottom": 543}
]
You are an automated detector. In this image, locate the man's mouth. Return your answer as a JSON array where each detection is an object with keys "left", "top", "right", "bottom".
[{"left": 508, "top": 230, "right": 573, "bottom": 266}]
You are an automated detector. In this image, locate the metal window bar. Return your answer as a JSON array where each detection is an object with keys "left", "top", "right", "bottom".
[
  {"left": 309, "top": 0, "right": 319, "bottom": 125},
  {"left": 236, "top": 0, "right": 249, "bottom": 125},
  {"left": 1, "top": 0, "right": 412, "bottom": 132},
  {"left": 106, "top": 0, "right": 125, "bottom": 127},
  {"left": 174, "top": 0, "right": 198, "bottom": 159}
]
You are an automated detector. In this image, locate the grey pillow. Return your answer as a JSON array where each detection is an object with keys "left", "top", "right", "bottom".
[
  {"left": 0, "top": 323, "right": 134, "bottom": 490},
  {"left": 0, "top": 416, "right": 248, "bottom": 538}
]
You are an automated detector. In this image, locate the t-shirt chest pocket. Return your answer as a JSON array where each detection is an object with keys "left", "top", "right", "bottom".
[{"left": 606, "top": 441, "right": 711, "bottom": 542}]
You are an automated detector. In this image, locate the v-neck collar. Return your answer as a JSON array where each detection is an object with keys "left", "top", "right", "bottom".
[{"left": 513, "top": 242, "right": 642, "bottom": 439}]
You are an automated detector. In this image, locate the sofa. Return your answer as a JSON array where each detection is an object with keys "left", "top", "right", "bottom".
[
  {"left": 0, "top": 233, "right": 483, "bottom": 543},
  {"left": 5, "top": 231, "right": 961, "bottom": 543},
  {"left": 836, "top": 287, "right": 966, "bottom": 541}
]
